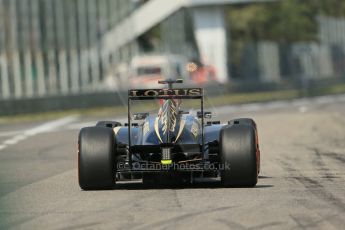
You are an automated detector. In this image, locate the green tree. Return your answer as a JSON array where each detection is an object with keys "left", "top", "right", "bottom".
[
  {"left": 227, "top": 0, "right": 345, "bottom": 79},
  {"left": 228, "top": 0, "right": 345, "bottom": 43},
  {"left": 312, "top": 0, "right": 345, "bottom": 17},
  {"left": 227, "top": 1, "right": 317, "bottom": 43}
]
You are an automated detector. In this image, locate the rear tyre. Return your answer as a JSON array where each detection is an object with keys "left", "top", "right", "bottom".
[
  {"left": 219, "top": 124, "right": 258, "bottom": 187},
  {"left": 78, "top": 127, "right": 116, "bottom": 190},
  {"left": 96, "top": 121, "right": 121, "bottom": 128},
  {"left": 228, "top": 118, "right": 256, "bottom": 128},
  {"left": 228, "top": 118, "right": 260, "bottom": 174}
]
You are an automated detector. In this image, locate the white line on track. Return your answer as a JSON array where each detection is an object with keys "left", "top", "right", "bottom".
[
  {"left": 66, "top": 118, "right": 128, "bottom": 130},
  {"left": 214, "top": 93, "right": 345, "bottom": 116},
  {"left": 66, "top": 122, "right": 98, "bottom": 130},
  {"left": 0, "top": 115, "right": 79, "bottom": 152},
  {"left": 0, "top": 130, "right": 25, "bottom": 137}
]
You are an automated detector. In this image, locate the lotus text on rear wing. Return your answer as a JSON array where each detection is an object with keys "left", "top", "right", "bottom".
[{"left": 129, "top": 88, "right": 202, "bottom": 98}]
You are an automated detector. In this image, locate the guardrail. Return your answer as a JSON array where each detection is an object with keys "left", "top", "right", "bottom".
[{"left": 1, "top": 78, "right": 345, "bottom": 116}]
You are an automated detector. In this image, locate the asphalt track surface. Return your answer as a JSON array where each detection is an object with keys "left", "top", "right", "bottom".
[{"left": 1, "top": 95, "right": 345, "bottom": 229}]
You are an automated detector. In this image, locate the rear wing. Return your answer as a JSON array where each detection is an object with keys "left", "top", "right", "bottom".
[
  {"left": 128, "top": 88, "right": 203, "bottom": 100},
  {"left": 126, "top": 87, "right": 205, "bottom": 168}
]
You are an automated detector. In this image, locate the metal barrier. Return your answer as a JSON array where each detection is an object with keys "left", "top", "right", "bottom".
[{"left": 1, "top": 78, "right": 345, "bottom": 116}]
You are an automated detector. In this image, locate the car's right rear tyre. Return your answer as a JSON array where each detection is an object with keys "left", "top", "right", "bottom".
[
  {"left": 78, "top": 127, "right": 116, "bottom": 190},
  {"left": 219, "top": 124, "right": 258, "bottom": 187}
]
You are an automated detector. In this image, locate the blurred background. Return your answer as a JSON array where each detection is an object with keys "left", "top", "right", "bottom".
[{"left": 1, "top": 0, "right": 345, "bottom": 115}]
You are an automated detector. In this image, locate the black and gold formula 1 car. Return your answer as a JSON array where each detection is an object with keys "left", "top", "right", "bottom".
[{"left": 78, "top": 79, "right": 260, "bottom": 190}]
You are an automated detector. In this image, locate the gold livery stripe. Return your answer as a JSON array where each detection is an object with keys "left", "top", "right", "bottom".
[
  {"left": 174, "top": 119, "right": 186, "bottom": 143},
  {"left": 113, "top": 127, "right": 121, "bottom": 135},
  {"left": 154, "top": 117, "right": 163, "bottom": 143}
]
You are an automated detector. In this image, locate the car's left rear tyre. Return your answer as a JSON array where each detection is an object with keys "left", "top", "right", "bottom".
[{"left": 78, "top": 127, "right": 116, "bottom": 190}]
